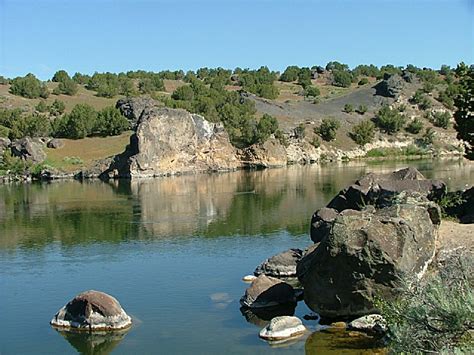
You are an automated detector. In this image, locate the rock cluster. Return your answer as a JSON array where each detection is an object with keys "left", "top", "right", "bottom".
[
  {"left": 50, "top": 290, "right": 132, "bottom": 331},
  {"left": 376, "top": 74, "right": 405, "bottom": 98},
  {"left": 299, "top": 168, "right": 442, "bottom": 318},
  {"left": 254, "top": 248, "right": 303, "bottom": 278}
]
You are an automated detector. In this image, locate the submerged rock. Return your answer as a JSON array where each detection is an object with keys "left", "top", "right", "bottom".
[
  {"left": 259, "top": 316, "right": 307, "bottom": 341},
  {"left": 240, "top": 275, "right": 296, "bottom": 309},
  {"left": 254, "top": 248, "right": 303, "bottom": 278},
  {"left": 50, "top": 290, "right": 132, "bottom": 331}
]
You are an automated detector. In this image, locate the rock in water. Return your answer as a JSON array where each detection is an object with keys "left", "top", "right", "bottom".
[
  {"left": 254, "top": 248, "right": 303, "bottom": 278},
  {"left": 50, "top": 290, "right": 132, "bottom": 331},
  {"left": 298, "top": 200, "right": 439, "bottom": 318},
  {"left": 348, "top": 314, "right": 387, "bottom": 334},
  {"left": 240, "top": 275, "right": 296, "bottom": 308},
  {"left": 104, "top": 107, "right": 240, "bottom": 178},
  {"left": 259, "top": 316, "right": 306, "bottom": 341}
]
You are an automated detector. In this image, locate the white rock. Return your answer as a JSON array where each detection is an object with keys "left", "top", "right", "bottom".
[
  {"left": 259, "top": 316, "right": 306, "bottom": 341},
  {"left": 242, "top": 275, "right": 257, "bottom": 282},
  {"left": 348, "top": 314, "right": 387, "bottom": 333}
]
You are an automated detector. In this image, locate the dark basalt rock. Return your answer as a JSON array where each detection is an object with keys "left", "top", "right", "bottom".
[
  {"left": 254, "top": 248, "right": 303, "bottom": 277},
  {"left": 297, "top": 200, "right": 438, "bottom": 318},
  {"left": 326, "top": 167, "right": 446, "bottom": 212},
  {"left": 375, "top": 74, "right": 405, "bottom": 98},
  {"left": 240, "top": 275, "right": 296, "bottom": 309},
  {"left": 51, "top": 290, "right": 132, "bottom": 331},
  {"left": 310, "top": 207, "right": 339, "bottom": 243},
  {"left": 116, "top": 97, "right": 157, "bottom": 129}
]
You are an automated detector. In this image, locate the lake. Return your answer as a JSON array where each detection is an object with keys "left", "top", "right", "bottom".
[{"left": 1, "top": 159, "right": 473, "bottom": 354}]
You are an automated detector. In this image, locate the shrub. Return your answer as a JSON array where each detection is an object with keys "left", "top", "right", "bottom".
[
  {"left": 454, "top": 65, "right": 474, "bottom": 160},
  {"left": 343, "top": 103, "right": 354, "bottom": 113},
  {"left": 316, "top": 118, "right": 340, "bottom": 141},
  {"left": 378, "top": 255, "right": 474, "bottom": 353},
  {"left": 94, "top": 107, "right": 130, "bottom": 136},
  {"left": 358, "top": 77, "right": 369, "bottom": 85},
  {"left": 36, "top": 100, "right": 49, "bottom": 113},
  {"left": 293, "top": 124, "right": 305, "bottom": 139},
  {"left": 304, "top": 85, "right": 320, "bottom": 98},
  {"left": 0, "top": 125, "right": 9, "bottom": 137},
  {"left": 57, "top": 78, "right": 78, "bottom": 96},
  {"left": 332, "top": 70, "right": 352, "bottom": 88},
  {"left": 420, "top": 127, "right": 435, "bottom": 145},
  {"left": 431, "top": 111, "right": 451, "bottom": 129},
  {"left": 49, "top": 99, "right": 65, "bottom": 116},
  {"left": 279, "top": 66, "right": 300, "bottom": 82},
  {"left": 373, "top": 105, "right": 407, "bottom": 134},
  {"left": 52, "top": 70, "right": 70, "bottom": 83},
  {"left": 310, "top": 136, "right": 321, "bottom": 148},
  {"left": 172, "top": 85, "right": 194, "bottom": 101},
  {"left": 356, "top": 104, "right": 368, "bottom": 115},
  {"left": 10, "top": 74, "right": 49, "bottom": 99},
  {"left": 350, "top": 119, "right": 375, "bottom": 145},
  {"left": 422, "top": 81, "right": 435, "bottom": 93},
  {"left": 405, "top": 118, "right": 423, "bottom": 134},
  {"left": 255, "top": 114, "right": 278, "bottom": 143},
  {"left": 8, "top": 114, "right": 51, "bottom": 139},
  {"left": 72, "top": 72, "right": 91, "bottom": 84},
  {"left": 274, "top": 129, "right": 288, "bottom": 147},
  {"left": 397, "top": 104, "right": 407, "bottom": 112},
  {"left": 54, "top": 104, "right": 97, "bottom": 139}
]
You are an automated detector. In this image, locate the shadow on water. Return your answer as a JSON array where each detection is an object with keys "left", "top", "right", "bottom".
[{"left": 55, "top": 328, "right": 129, "bottom": 355}]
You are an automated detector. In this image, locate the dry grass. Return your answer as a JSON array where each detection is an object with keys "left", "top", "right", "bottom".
[
  {"left": 44, "top": 132, "right": 131, "bottom": 172},
  {"left": 163, "top": 79, "right": 185, "bottom": 93}
]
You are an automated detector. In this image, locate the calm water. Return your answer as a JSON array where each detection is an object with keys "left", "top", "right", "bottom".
[{"left": 1, "top": 159, "right": 473, "bottom": 355}]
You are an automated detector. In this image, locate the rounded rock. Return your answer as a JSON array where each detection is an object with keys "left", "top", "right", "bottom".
[
  {"left": 50, "top": 290, "right": 132, "bottom": 331},
  {"left": 259, "top": 316, "right": 306, "bottom": 341}
]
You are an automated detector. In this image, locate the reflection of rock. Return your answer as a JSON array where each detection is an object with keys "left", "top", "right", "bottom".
[
  {"left": 51, "top": 290, "right": 132, "bottom": 331},
  {"left": 254, "top": 248, "right": 303, "bottom": 278},
  {"left": 240, "top": 304, "right": 296, "bottom": 327},
  {"left": 56, "top": 328, "right": 128, "bottom": 355},
  {"left": 240, "top": 275, "right": 296, "bottom": 309},
  {"left": 305, "top": 329, "right": 384, "bottom": 354},
  {"left": 259, "top": 316, "right": 307, "bottom": 341},
  {"left": 298, "top": 194, "right": 439, "bottom": 318}
]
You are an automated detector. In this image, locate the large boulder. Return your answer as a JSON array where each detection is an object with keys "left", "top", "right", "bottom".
[
  {"left": 298, "top": 200, "right": 439, "bottom": 319},
  {"left": 326, "top": 167, "right": 445, "bottom": 213},
  {"left": 254, "top": 248, "right": 303, "bottom": 278},
  {"left": 104, "top": 107, "right": 240, "bottom": 178},
  {"left": 240, "top": 138, "right": 287, "bottom": 168},
  {"left": 375, "top": 74, "right": 405, "bottom": 98},
  {"left": 0, "top": 137, "right": 10, "bottom": 155},
  {"left": 10, "top": 137, "right": 46, "bottom": 163},
  {"left": 310, "top": 207, "right": 339, "bottom": 243},
  {"left": 50, "top": 290, "right": 132, "bottom": 331},
  {"left": 240, "top": 275, "right": 296, "bottom": 309}
]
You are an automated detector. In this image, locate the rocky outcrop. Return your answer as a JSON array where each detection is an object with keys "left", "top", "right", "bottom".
[
  {"left": 254, "top": 248, "right": 303, "bottom": 278},
  {"left": 50, "top": 290, "right": 132, "bottom": 331},
  {"left": 298, "top": 192, "right": 439, "bottom": 318},
  {"left": 259, "top": 316, "right": 307, "bottom": 341},
  {"left": 310, "top": 207, "right": 339, "bottom": 243},
  {"left": 240, "top": 138, "right": 287, "bottom": 168},
  {"left": 116, "top": 97, "right": 157, "bottom": 129},
  {"left": 240, "top": 275, "right": 296, "bottom": 309},
  {"left": 326, "top": 167, "right": 446, "bottom": 213},
  {"left": 10, "top": 137, "right": 46, "bottom": 163},
  {"left": 375, "top": 74, "right": 404, "bottom": 98},
  {"left": 104, "top": 107, "right": 240, "bottom": 178}
]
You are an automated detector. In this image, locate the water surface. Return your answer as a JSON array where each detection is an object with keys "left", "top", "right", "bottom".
[{"left": 1, "top": 159, "right": 473, "bottom": 354}]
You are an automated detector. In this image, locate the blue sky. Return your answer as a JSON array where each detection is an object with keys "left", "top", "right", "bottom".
[{"left": 0, "top": 0, "right": 473, "bottom": 80}]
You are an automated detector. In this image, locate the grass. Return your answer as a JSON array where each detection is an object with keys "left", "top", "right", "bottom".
[
  {"left": 44, "top": 132, "right": 131, "bottom": 172},
  {"left": 365, "top": 145, "right": 429, "bottom": 158}
]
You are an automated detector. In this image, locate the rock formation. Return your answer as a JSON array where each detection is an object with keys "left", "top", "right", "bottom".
[
  {"left": 10, "top": 137, "right": 46, "bottom": 163},
  {"left": 299, "top": 169, "right": 442, "bottom": 319},
  {"left": 240, "top": 274, "right": 296, "bottom": 309},
  {"left": 254, "top": 248, "right": 303, "bottom": 278},
  {"left": 240, "top": 138, "right": 287, "bottom": 168},
  {"left": 50, "top": 290, "right": 132, "bottom": 331}
]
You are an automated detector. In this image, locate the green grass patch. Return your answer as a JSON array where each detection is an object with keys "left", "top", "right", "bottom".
[{"left": 365, "top": 145, "right": 429, "bottom": 158}]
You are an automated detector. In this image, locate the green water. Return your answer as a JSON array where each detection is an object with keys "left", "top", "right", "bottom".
[{"left": 1, "top": 160, "right": 472, "bottom": 354}]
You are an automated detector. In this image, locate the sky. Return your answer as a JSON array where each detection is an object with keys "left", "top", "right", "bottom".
[{"left": 0, "top": 0, "right": 473, "bottom": 80}]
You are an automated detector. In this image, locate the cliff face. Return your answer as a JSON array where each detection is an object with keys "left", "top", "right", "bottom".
[{"left": 106, "top": 107, "right": 240, "bottom": 178}]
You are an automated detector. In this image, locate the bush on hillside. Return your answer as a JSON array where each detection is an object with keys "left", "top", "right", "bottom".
[
  {"left": 343, "top": 103, "right": 354, "bottom": 113},
  {"left": 316, "top": 118, "right": 340, "bottom": 141},
  {"left": 49, "top": 99, "right": 65, "bottom": 116},
  {"left": 405, "top": 118, "right": 423, "bottom": 134},
  {"left": 332, "top": 70, "right": 352, "bottom": 88},
  {"left": 304, "top": 85, "right": 320, "bottom": 98},
  {"left": 356, "top": 104, "right": 368, "bottom": 115},
  {"left": 94, "top": 106, "right": 130, "bottom": 136},
  {"left": 373, "top": 105, "right": 407, "bottom": 134},
  {"left": 10, "top": 74, "right": 49, "bottom": 99},
  {"left": 53, "top": 104, "right": 97, "bottom": 139},
  {"left": 430, "top": 111, "right": 451, "bottom": 129},
  {"left": 349, "top": 119, "right": 375, "bottom": 145}
]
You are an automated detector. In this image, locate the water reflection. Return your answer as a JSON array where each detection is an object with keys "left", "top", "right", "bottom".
[
  {"left": 0, "top": 159, "right": 472, "bottom": 250},
  {"left": 55, "top": 329, "right": 129, "bottom": 355},
  {"left": 305, "top": 329, "right": 386, "bottom": 354},
  {"left": 240, "top": 304, "right": 297, "bottom": 327}
]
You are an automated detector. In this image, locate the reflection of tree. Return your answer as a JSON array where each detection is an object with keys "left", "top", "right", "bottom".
[{"left": 55, "top": 328, "right": 128, "bottom": 355}]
